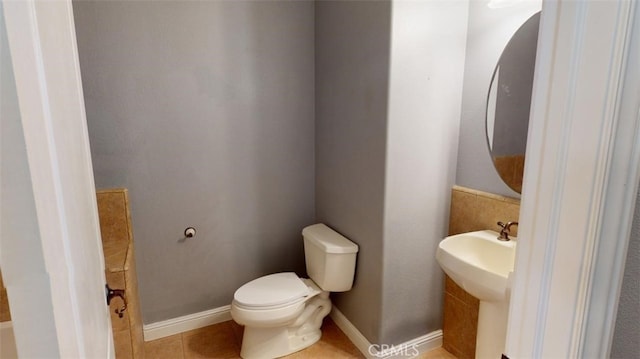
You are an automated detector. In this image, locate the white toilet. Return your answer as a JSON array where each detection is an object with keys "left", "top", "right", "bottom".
[{"left": 231, "top": 223, "right": 358, "bottom": 359}]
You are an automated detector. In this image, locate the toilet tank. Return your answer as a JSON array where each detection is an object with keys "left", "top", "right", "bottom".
[{"left": 302, "top": 224, "right": 358, "bottom": 292}]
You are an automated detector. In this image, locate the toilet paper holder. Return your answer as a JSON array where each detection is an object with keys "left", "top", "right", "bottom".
[{"left": 184, "top": 227, "right": 196, "bottom": 238}]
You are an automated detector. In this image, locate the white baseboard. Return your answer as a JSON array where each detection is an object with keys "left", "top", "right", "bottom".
[
  {"left": 143, "top": 305, "right": 231, "bottom": 341},
  {"left": 378, "top": 330, "right": 443, "bottom": 359},
  {"left": 329, "top": 307, "right": 376, "bottom": 357},
  {"left": 329, "top": 307, "right": 443, "bottom": 359}
]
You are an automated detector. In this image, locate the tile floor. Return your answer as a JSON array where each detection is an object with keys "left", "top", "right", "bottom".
[{"left": 143, "top": 318, "right": 456, "bottom": 359}]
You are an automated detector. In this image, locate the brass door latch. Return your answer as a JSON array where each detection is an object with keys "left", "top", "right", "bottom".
[{"left": 105, "top": 284, "right": 128, "bottom": 318}]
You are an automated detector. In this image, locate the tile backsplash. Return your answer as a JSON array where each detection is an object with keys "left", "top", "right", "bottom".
[
  {"left": 443, "top": 185, "right": 520, "bottom": 359},
  {"left": 448, "top": 186, "right": 520, "bottom": 237}
]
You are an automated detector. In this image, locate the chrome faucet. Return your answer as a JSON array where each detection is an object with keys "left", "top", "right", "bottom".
[{"left": 497, "top": 221, "right": 518, "bottom": 241}]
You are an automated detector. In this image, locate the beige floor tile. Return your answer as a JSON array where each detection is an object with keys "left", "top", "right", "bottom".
[
  {"left": 228, "top": 319, "right": 244, "bottom": 347},
  {"left": 417, "top": 347, "right": 457, "bottom": 359},
  {"left": 182, "top": 321, "right": 241, "bottom": 358},
  {"left": 145, "top": 334, "right": 184, "bottom": 359},
  {"left": 143, "top": 317, "right": 363, "bottom": 359}
]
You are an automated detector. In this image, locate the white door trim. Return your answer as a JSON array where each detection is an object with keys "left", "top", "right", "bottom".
[
  {"left": 507, "top": 0, "right": 639, "bottom": 358},
  {"left": 580, "top": 1, "right": 640, "bottom": 357},
  {"left": 2, "top": 0, "right": 113, "bottom": 357}
]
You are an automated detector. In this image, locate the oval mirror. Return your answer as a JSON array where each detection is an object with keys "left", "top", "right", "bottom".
[{"left": 486, "top": 11, "right": 540, "bottom": 194}]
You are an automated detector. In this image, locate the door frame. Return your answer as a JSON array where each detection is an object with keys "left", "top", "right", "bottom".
[
  {"left": 2, "top": 0, "right": 113, "bottom": 357},
  {"left": 507, "top": 0, "right": 639, "bottom": 357}
]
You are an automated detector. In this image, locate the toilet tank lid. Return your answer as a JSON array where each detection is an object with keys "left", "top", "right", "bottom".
[{"left": 302, "top": 224, "right": 359, "bottom": 254}]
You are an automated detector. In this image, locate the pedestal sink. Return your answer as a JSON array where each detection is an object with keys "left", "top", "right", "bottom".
[{"left": 436, "top": 230, "right": 516, "bottom": 359}]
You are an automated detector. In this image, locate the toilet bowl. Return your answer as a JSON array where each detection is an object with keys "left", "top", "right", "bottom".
[{"left": 231, "top": 224, "right": 358, "bottom": 359}]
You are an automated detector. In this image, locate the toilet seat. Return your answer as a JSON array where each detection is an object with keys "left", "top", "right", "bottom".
[{"left": 234, "top": 272, "right": 310, "bottom": 309}]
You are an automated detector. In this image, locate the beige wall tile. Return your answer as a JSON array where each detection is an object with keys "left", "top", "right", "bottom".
[
  {"left": 115, "top": 329, "right": 134, "bottom": 359},
  {"left": 449, "top": 189, "right": 479, "bottom": 235},
  {"left": 445, "top": 345, "right": 463, "bottom": 359},
  {"left": 103, "top": 240, "right": 129, "bottom": 272},
  {"left": 445, "top": 276, "right": 476, "bottom": 306},
  {"left": 475, "top": 195, "right": 520, "bottom": 237},
  {"left": 126, "top": 243, "right": 145, "bottom": 359},
  {"left": 97, "top": 190, "right": 129, "bottom": 243},
  {"left": 460, "top": 303, "right": 478, "bottom": 359},
  {"left": 442, "top": 293, "right": 465, "bottom": 357}
]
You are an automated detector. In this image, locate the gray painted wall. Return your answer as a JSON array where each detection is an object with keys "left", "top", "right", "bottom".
[
  {"left": 315, "top": 0, "right": 390, "bottom": 344},
  {"left": 73, "top": 0, "right": 315, "bottom": 323},
  {"left": 0, "top": 6, "right": 60, "bottom": 355},
  {"left": 456, "top": 0, "right": 540, "bottom": 197},
  {"left": 611, "top": 189, "right": 640, "bottom": 358},
  {"left": 382, "top": 0, "right": 468, "bottom": 344},
  {"left": 315, "top": 0, "right": 468, "bottom": 345}
]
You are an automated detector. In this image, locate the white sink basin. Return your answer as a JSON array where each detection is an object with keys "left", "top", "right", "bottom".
[{"left": 436, "top": 230, "right": 516, "bottom": 302}]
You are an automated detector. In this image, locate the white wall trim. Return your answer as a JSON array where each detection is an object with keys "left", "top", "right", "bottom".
[
  {"left": 330, "top": 307, "right": 442, "bottom": 359},
  {"left": 377, "top": 331, "right": 442, "bottom": 359},
  {"left": 506, "top": 0, "right": 639, "bottom": 358},
  {"left": 3, "top": 0, "right": 112, "bottom": 357},
  {"left": 580, "top": 2, "right": 640, "bottom": 357},
  {"left": 143, "top": 305, "right": 232, "bottom": 341}
]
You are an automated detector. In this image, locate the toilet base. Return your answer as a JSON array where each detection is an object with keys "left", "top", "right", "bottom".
[
  {"left": 240, "top": 326, "right": 321, "bottom": 359},
  {"left": 238, "top": 293, "right": 331, "bottom": 359}
]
